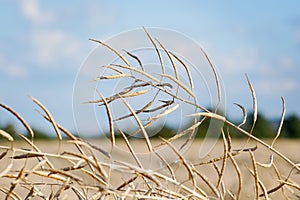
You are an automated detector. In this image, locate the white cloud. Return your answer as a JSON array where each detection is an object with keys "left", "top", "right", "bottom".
[
  {"left": 19, "top": 1, "right": 85, "bottom": 68},
  {"left": 87, "top": 2, "right": 117, "bottom": 27},
  {"left": 31, "top": 30, "right": 82, "bottom": 67},
  {"left": 0, "top": 53, "right": 27, "bottom": 78},
  {"left": 215, "top": 47, "right": 259, "bottom": 73},
  {"left": 256, "top": 78, "right": 299, "bottom": 95},
  {"left": 278, "top": 56, "right": 294, "bottom": 70},
  {"left": 20, "top": 0, "right": 55, "bottom": 25},
  {"left": 252, "top": 55, "right": 295, "bottom": 76}
]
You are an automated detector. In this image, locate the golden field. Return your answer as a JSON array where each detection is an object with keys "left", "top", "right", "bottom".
[{"left": 0, "top": 138, "right": 299, "bottom": 199}]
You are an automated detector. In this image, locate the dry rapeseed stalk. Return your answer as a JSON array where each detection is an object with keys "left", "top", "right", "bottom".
[{"left": 0, "top": 29, "right": 299, "bottom": 199}]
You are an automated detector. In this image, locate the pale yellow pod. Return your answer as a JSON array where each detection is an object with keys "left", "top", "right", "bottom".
[
  {"left": 159, "top": 74, "right": 195, "bottom": 97},
  {"left": 145, "top": 104, "right": 179, "bottom": 121},
  {"left": 0, "top": 130, "right": 14, "bottom": 142},
  {"left": 189, "top": 112, "right": 226, "bottom": 121},
  {"left": 113, "top": 64, "right": 161, "bottom": 83},
  {"left": 33, "top": 170, "right": 67, "bottom": 182},
  {"left": 95, "top": 73, "right": 132, "bottom": 80},
  {"left": 121, "top": 89, "right": 148, "bottom": 98}
]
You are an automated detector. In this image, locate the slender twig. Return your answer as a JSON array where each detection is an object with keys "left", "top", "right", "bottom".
[
  {"left": 0, "top": 103, "right": 34, "bottom": 138},
  {"left": 31, "top": 97, "right": 62, "bottom": 140},
  {"left": 248, "top": 150, "right": 259, "bottom": 200},
  {"left": 120, "top": 96, "right": 153, "bottom": 152},
  {"left": 143, "top": 27, "right": 165, "bottom": 74},
  {"left": 155, "top": 39, "right": 179, "bottom": 80},
  {"left": 123, "top": 49, "right": 144, "bottom": 71},
  {"left": 97, "top": 91, "right": 115, "bottom": 147},
  {"left": 245, "top": 74, "right": 257, "bottom": 135},
  {"left": 170, "top": 52, "right": 194, "bottom": 89},
  {"left": 234, "top": 103, "right": 247, "bottom": 127},
  {"left": 271, "top": 96, "right": 285, "bottom": 147},
  {"left": 89, "top": 38, "right": 130, "bottom": 66}
]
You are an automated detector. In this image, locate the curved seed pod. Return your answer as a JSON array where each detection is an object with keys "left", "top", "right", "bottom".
[
  {"left": 31, "top": 97, "right": 62, "bottom": 140},
  {"left": 245, "top": 74, "right": 257, "bottom": 135},
  {"left": 170, "top": 52, "right": 194, "bottom": 89},
  {"left": 97, "top": 91, "right": 115, "bottom": 147},
  {"left": 234, "top": 103, "right": 247, "bottom": 127},
  {"left": 144, "top": 104, "right": 179, "bottom": 121},
  {"left": 89, "top": 38, "right": 130, "bottom": 66},
  {"left": 123, "top": 49, "right": 144, "bottom": 71},
  {"left": 143, "top": 27, "right": 165, "bottom": 74},
  {"left": 0, "top": 130, "right": 14, "bottom": 142},
  {"left": 271, "top": 96, "right": 285, "bottom": 147},
  {"left": 113, "top": 64, "right": 160, "bottom": 83},
  {"left": 159, "top": 73, "right": 195, "bottom": 97},
  {"left": 120, "top": 96, "right": 153, "bottom": 152},
  {"left": 95, "top": 73, "right": 132, "bottom": 80},
  {"left": 156, "top": 38, "right": 179, "bottom": 80},
  {"left": 0, "top": 103, "right": 34, "bottom": 138}
]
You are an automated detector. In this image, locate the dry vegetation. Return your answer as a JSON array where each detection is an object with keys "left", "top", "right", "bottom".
[{"left": 0, "top": 29, "right": 299, "bottom": 199}]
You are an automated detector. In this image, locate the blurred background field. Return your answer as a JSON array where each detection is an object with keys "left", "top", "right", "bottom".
[
  {"left": 1, "top": 111, "right": 300, "bottom": 140},
  {"left": 0, "top": 138, "right": 299, "bottom": 199}
]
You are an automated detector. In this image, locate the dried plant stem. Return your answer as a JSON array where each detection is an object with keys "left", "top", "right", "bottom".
[
  {"left": 97, "top": 91, "right": 115, "bottom": 147},
  {"left": 119, "top": 129, "right": 143, "bottom": 168},
  {"left": 170, "top": 52, "right": 194, "bottom": 89},
  {"left": 233, "top": 103, "right": 247, "bottom": 127},
  {"left": 225, "top": 119, "right": 300, "bottom": 172},
  {"left": 271, "top": 96, "right": 285, "bottom": 147},
  {"left": 113, "top": 64, "right": 160, "bottom": 83},
  {"left": 89, "top": 38, "right": 130, "bottom": 66},
  {"left": 245, "top": 74, "right": 257, "bottom": 135},
  {"left": 248, "top": 150, "right": 259, "bottom": 200},
  {"left": 155, "top": 39, "right": 179, "bottom": 80},
  {"left": 200, "top": 47, "right": 221, "bottom": 105},
  {"left": 228, "top": 153, "right": 242, "bottom": 199},
  {"left": 217, "top": 129, "right": 228, "bottom": 188},
  {"left": 123, "top": 49, "right": 145, "bottom": 71},
  {"left": 0, "top": 103, "right": 34, "bottom": 138},
  {"left": 201, "top": 113, "right": 300, "bottom": 172},
  {"left": 31, "top": 97, "right": 62, "bottom": 140},
  {"left": 120, "top": 97, "right": 153, "bottom": 152},
  {"left": 159, "top": 73, "right": 195, "bottom": 97},
  {"left": 143, "top": 27, "right": 165, "bottom": 74}
]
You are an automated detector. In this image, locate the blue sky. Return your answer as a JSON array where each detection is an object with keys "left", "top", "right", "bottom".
[{"left": 1, "top": 1, "right": 300, "bottom": 134}]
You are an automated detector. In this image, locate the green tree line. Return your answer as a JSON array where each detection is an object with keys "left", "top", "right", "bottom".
[
  {"left": 1, "top": 112, "right": 300, "bottom": 140},
  {"left": 0, "top": 123, "right": 51, "bottom": 140},
  {"left": 189, "top": 112, "right": 300, "bottom": 138},
  {"left": 155, "top": 112, "right": 300, "bottom": 139}
]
